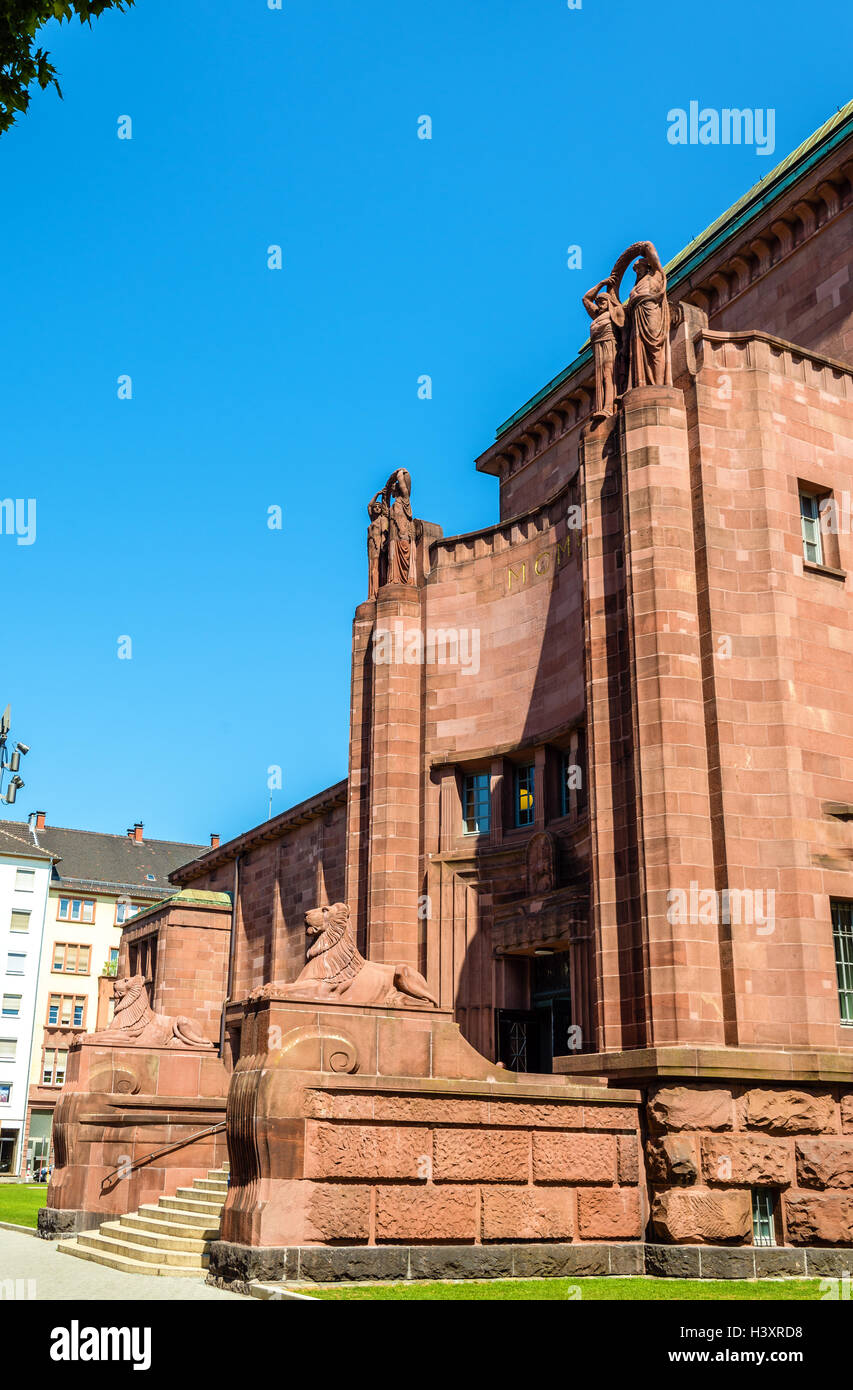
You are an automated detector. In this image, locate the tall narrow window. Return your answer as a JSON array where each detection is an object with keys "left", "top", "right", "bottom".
[
  {"left": 751, "top": 1190, "right": 776, "bottom": 1247},
  {"left": 462, "top": 773, "right": 490, "bottom": 835},
  {"left": 515, "top": 763, "right": 535, "bottom": 828},
  {"left": 832, "top": 900, "right": 853, "bottom": 1025},
  {"left": 800, "top": 490, "right": 823, "bottom": 565}
]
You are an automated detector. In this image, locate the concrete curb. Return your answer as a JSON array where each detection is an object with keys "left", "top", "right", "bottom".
[{"left": 0, "top": 1221, "right": 39, "bottom": 1237}]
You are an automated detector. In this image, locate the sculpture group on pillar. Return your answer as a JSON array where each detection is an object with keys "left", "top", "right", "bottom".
[
  {"left": 582, "top": 239, "right": 672, "bottom": 420},
  {"left": 367, "top": 467, "right": 417, "bottom": 598}
]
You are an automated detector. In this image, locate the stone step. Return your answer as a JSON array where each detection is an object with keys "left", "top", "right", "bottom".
[
  {"left": 138, "top": 1201, "right": 220, "bottom": 1230},
  {"left": 194, "top": 1178, "right": 228, "bottom": 1194},
  {"left": 76, "top": 1229, "right": 208, "bottom": 1270},
  {"left": 57, "top": 1238, "right": 205, "bottom": 1279},
  {"left": 104, "top": 1219, "right": 213, "bottom": 1256},
  {"left": 163, "top": 1191, "right": 224, "bottom": 1215},
  {"left": 157, "top": 1195, "right": 223, "bottom": 1220},
  {"left": 121, "top": 1211, "right": 221, "bottom": 1242}
]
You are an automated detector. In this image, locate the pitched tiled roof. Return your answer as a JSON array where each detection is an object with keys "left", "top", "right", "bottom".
[
  {"left": 0, "top": 823, "right": 54, "bottom": 861},
  {"left": 0, "top": 819, "right": 205, "bottom": 897}
]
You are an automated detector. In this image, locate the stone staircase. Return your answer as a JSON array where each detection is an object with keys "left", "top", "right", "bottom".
[{"left": 56, "top": 1165, "right": 229, "bottom": 1278}]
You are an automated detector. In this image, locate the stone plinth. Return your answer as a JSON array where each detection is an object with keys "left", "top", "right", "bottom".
[
  {"left": 39, "top": 1037, "right": 229, "bottom": 1237},
  {"left": 218, "top": 996, "right": 644, "bottom": 1255}
]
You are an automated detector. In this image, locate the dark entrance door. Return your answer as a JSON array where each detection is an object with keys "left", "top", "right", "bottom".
[
  {"left": 531, "top": 952, "right": 573, "bottom": 1072},
  {"left": 496, "top": 1010, "right": 542, "bottom": 1073}
]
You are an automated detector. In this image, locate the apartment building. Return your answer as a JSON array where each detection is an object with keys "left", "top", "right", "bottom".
[{"left": 0, "top": 813, "right": 209, "bottom": 1176}]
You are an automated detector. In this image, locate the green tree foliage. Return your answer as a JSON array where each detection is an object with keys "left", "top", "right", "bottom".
[{"left": 0, "top": 1, "right": 134, "bottom": 135}]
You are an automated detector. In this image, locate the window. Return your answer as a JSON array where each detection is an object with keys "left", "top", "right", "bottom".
[
  {"left": 9, "top": 910, "right": 30, "bottom": 933},
  {"left": 108, "top": 948, "right": 119, "bottom": 970},
  {"left": 2, "top": 995, "right": 21, "bottom": 1018},
  {"left": 14, "top": 868, "right": 35, "bottom": 892},
  {"left": 462, "top": 773, "right": 490, "bottom": 835},
  {"left": 800, "top": 490, "right": 824, "bottom": 565},
  {"left": 5, "top": 954, "right": 25, "bottom": 976},
  {"left": 42, "top": 1049, "right": 68, "bottom": 1086},
  {"left": 514, "top": 764, "right": 535, "bottom": 828},
  {"left": 0, "top": 1084, "right": 11, "bottom": 1105},
  {"left": 751, "top": 1190, "right": 777, "bottom": 1247},
  {"left": 0, "top": 1039, "right": 15, "bottom": 1062},
  {"left": 52, "top": 943, "right": 91, "bottom": 975},
  {"left": 58, "top": 898, "right": 95, "bottom": 924},
  {"left": 115, "top": 900, "right": 140, "bottom": 926},
  {"left": 832, "top": 900, "right": 853, "bottom": 1025},
  {"left": 47, "top": 994, "right": 86, "bottom": 1028}
]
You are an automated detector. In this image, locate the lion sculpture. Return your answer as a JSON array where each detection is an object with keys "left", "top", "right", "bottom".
[
  {"left": 96, "top": 975, "right": 215, "bottom": 1049},
  {"left": 253, "top": 903, "right": 437, "bottom": 1007}
]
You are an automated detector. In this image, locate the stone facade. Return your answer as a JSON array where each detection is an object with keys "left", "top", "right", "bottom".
[
  {"left": 44, "top": 105, "right": 853, "bottom": 1263},
  {"left": 646, "top": 1082, "right": 853, "bottom": 1246}
]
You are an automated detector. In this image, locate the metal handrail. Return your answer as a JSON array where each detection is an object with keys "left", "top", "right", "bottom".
[{"left": 99, "top": 1120, "right": 227, "bottom": 1193}]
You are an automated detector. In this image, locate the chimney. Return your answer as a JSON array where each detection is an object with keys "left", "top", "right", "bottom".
[
  {"left": 210, "top": 833, "right": 220, "bottom": 849},
  {"left": 127, "top": 823, "right": 144, "bottom": 843},
  {"left": 31, "top": 811, "right": 46, "bottom": 830}
]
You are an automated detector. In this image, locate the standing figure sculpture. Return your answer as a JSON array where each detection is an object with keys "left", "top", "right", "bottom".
[
  {"left": 582, "top": 276, "right": 622, "bottom": 417},
  {"left": 610, "top": 240, "right": 671, "bottom": 390},
  {"left": 385, "top": 467, "right": 417, "bottom": 586},
  {"left": 366, "top": 490, "right": 389, "bottom": 599}
]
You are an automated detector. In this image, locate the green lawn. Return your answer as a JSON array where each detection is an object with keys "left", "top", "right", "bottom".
[
  {"left": 0, "top": 1183, "right": 47, "bottom": 1228},
  {"left": 311, "top": 1277, "right": 827, "bottom": 1301}
]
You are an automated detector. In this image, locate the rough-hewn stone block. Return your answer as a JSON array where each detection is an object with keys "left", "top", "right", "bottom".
[
  {"left": 433, "top": 1128, "right": 528, "bottom": 1182},
  {"left": 303, "top": 1121, "right": 427, "bottom": 1180},
  {"left": 532, "top": 1132, "right": 616, "bottom": 1184},
  {"left": 375, "top": 1185, "right": 477, "bottom": 1242},
  {"left": 796, "top": 1138, "right": 853, "bottom": 1189},
  {"left": 646, "top": 1135, "right": 699, "bottom": 1185},
  {"left": 700, "top": 1134, "right": 792, "bottom": 1186},
  {"left": 408, "top": 1245, "right": 514, "bottom": 1280},
  {"left": 305, "top": 1183, "right": 371, "bottom": 1241},
  {"left": 699, "top": 1246, "right": 755, "bottom": 1279},
  {"left": 644, "top": 1244, "right": 701, "bottom": 1279},
  {"left": 482, "top": 1185, "right": 574, "bottom": 1241},
  {"left": 652, "top": 1188, "right": 751, "bottom": 1245},
  {"left": 648, "top": 1086, "right": 733, "bottom": 1133},
  {"left": 743, "top": 1089, "right": 836, "bottom": 1136},
  {"left": 785, "top": 1193, "right": 853, "bottom": 1246},
  {"left": 576, "top": 1187, "right": 641, "bottom": 1239}
]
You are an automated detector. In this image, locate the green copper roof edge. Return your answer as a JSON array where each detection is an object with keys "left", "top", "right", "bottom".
[
  {"left": 494, "top": 106, "right": 853, "bottom": 441},
  {"left": 124, "top": 887, "right": 232, "bottom": 927}
]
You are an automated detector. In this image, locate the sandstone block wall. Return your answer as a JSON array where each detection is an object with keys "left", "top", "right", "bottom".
[
  {"left": 647, "top": 1082, "right": 853, "bottom": 1246},
  {"left": 291, "top": 1085, "right": 644, "bottom": 1246}
]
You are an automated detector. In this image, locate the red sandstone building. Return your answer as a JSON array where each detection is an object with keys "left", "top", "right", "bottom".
[{"left": 46, "top": 103, "right": 853, "bottom": 1277}]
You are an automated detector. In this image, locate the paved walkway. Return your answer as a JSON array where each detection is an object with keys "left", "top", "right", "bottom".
[{"left": 0, "top": 1228, "right": 251, "bottom": 1302}]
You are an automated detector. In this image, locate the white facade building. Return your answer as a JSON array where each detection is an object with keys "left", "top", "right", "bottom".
[{"left": 0, "top": 827, "right": 53, "bottom": 1176}]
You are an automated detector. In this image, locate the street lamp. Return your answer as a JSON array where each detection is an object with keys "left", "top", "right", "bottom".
[{"left": 0, "top": 705, "right": 31, "bottom": 804}]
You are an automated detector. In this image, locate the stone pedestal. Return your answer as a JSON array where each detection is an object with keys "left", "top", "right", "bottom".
[
  {"left": 215, "top": 995, "right": 644, "bottom": 1264},
  {"left": 39, "top": 1037, "right": 229, "bottom": 1237}
]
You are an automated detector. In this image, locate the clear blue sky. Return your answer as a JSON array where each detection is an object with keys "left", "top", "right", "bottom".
[{"left": 2, "top": 0, "right": 851, "bottom": 848}]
